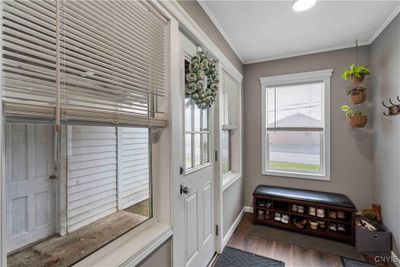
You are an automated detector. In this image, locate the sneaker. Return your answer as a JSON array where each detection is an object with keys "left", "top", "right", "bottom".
[
  {"left": 309, "top": 207, "right": 316, "bottom": 216},
  {"left": 281, "top": 214, "right": 289, "bottom": 224},
  {"left": 329, "top": 211, "right": 337, "bottom": 219},
  {"left": 337, "top": 224, "right": 345, "bottom": 232},
  {"left": 297, "top": 206, "right": 305, "bottom": 214},
  {"left": 317, "top": 208, "right": 325, "bottom": 218},
  {"left": 337, "top": 211, "right": 345, "bottom": 219},
  {"left": 292, "top": 204, "right": 298, "bottom": 212},
  {"left": 274, "top": 212, "right": 281, "bottom": 221},
  {"left": 258, "top": 201, "right": 265, "bottom": 207},
  {"left": 266, "top": 201, "right": 272, "bottom": 209},
  {"left": 329, "top": 223, "right": 337, "bottom": 231},
  {"left": 318, "top": 221, "right": 326, "bottom": 229}
]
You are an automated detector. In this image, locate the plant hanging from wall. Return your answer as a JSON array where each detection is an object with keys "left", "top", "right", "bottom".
[
  {"left": 340, "top": 40, "right": 369, "bottom": 128},
  {"left": 341, "top": 64, "right": 370, "bottom": 83},
  {"left": 185, "top": 51, "right": 219, "bottom": 109},
  {"left": 341, "top": 105, "right": 368, "bottom": 128}
]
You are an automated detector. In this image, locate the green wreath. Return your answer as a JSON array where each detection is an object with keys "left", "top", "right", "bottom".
[{"left": 185, "top": 51, "right": 219, "bottom": 110}]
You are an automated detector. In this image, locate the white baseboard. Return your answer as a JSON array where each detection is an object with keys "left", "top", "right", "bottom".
[
  {"left": 222, "top": 208, "right": 245, "bottom": 247},
  {"left": 244, "top": 206, "right": 253, "bottom": 213}
]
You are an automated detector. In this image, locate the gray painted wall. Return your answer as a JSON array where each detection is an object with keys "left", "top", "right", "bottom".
[
  {"left": 223, "top": 178, "right": 244, "bottom": 237},
  {"left": 178, "top": 0, "right": 244, "bottom": 74},
  {"left": 139, "top": 239, "right": 172, "bottom": 267},
  {"left": 370, "top": 14, "right": 400, "bottom": 255},
  {"left": 243, "top": 46, "right": 373, "bottom": 210}
]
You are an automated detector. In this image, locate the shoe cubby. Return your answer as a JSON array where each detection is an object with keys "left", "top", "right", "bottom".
[{"left": 253, "top": 186, "right": 356, "bottom": 245}]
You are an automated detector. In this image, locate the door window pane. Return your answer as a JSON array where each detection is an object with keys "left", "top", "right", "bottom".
[
  {"left": 194, "top": 105, "right": 201, "bottom": 132},
  {"left": 194, "top": 134, "right": 201, "bottom": 166},
  {"left": 267, "top": 131, "right": 321, "bottom": 172},
  {"left": 185, "top": 134, "right": 192, "bottom": 169},
  {"left": 185, "top": 99, "right": 193, "bottom": 132},
  {"left": 202, "top": 109, "right": 209, "bottom": 131},
  {"left": 202, "top": 134, "right": 209, "bottom": 163}
]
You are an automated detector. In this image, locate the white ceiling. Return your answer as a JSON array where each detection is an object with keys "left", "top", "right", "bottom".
[{"left": 199, "top": 1, "right": 400, "bottom": 64}]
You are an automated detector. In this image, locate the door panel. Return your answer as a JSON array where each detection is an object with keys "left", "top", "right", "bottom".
[
  {"left": 173, "top": 32, "right": 216, "bottom": 267},
  {"left": 5, "top": 124, "right": 56, "bottom": 252},
  {"left": 185, "top": 192, "right": 199, "bottom": 263},
  {"left": 202, "top": 183, "right": 212, "bottom": 243}
]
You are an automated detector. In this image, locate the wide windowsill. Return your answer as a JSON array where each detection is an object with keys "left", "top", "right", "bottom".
[
  {"left": 263, "top": 169, "right": 330, "bottom": 181},
  {"left": 222, "top": 172, "right": 242, "bottom": 191},
  {"left": 73, "top": 221, "right": 172, "bottom": 267}
]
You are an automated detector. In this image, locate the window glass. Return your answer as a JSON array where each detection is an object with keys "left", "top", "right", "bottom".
[
  {"left": 6, "top": 123, "right": 152, "bottom": 266},
  {"left": 221, "top": 130, "right": 231, "bottom": 174},
  {"left": 185, "top": 134, "right": 192, "bottom": 169},
  {"left": 267, "top": 131, "right": 321, "bottom": 172},
  {"left": 267, "top": 82, "right": 323, "bottom": 128},
  {"left": 264, "top": 78, "right": 327, "bottom": 178},
  {"left": 202, "top": 134, "right": 209, "bottom": 163},
  {"left": 194, "top": 134, "right": 201, "bottom": 166}
]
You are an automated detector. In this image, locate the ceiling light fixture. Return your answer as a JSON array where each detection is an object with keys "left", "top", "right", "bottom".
[{"left": 293, "top": 0, "right": 317, "bottom": 12}]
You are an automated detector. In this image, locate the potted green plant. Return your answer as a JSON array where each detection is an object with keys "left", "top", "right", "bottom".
[
  {"left": 341, "top": 64, "right": 370, "bottom": 83},
  {"left": 346, "top": 85, "right": 367, "bottom": 104},
  {"left": 341, "top": 105, "right": 368, "bottom": 128}
]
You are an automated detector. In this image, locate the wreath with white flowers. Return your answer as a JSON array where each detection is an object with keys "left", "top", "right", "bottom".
[{"left": 185, "top": 51, "right": 219, "bottom": 110}]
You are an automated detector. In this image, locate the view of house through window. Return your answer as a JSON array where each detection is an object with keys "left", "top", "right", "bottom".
[
  {"left": 265, "top": 82, "right": 324, "bottom": 174},
  {"left": 6, "top": 123, "right": 151, "bottom": 267}
]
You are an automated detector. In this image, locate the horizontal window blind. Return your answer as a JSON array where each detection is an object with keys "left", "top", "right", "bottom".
[
  {"left": 2, "top": 0, "right": 168, "bottom": 128},
  {"left": 2, "top": 0, "right": 57, "bottom": 119},
  {"left": 266, "top": 82, "right": 323, "bottom": 131},
  {"left": 220, "top": 70, "right": 239, "bottom": 130}
]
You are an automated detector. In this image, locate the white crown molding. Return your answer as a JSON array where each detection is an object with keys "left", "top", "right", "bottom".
[
  {"left": 245, "top": 41, "right": 370, "bottom": 64},
  {"left": 198, "top": 1, "right": 246, "bottom": 64},
  {"left": 367, "top": 3, "right": 400, "bottom": 44}
]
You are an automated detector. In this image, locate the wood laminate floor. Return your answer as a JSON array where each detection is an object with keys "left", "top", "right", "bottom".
[{"left": 225, "top": 213, "right": 394, "bottom": 267}]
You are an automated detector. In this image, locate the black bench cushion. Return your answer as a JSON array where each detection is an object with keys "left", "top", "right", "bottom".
[{"left": 254, "top": 185, "right": 356, "bottom": 209}]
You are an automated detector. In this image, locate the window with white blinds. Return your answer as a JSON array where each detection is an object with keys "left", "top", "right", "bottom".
[
  {"left": 220, "top": 70, "right": 239, "bottom": 130},
  {"left": 2, "top": 0, "right": 168, "bottom": 128}
]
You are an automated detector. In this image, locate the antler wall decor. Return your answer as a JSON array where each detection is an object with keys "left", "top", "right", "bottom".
[{"left": 382, "top": 96, "right": 400, "bottom": 116}]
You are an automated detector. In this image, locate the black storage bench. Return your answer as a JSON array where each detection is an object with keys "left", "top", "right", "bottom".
[{"left": 253, "top": 185, "right": 357, "bottom": 244}]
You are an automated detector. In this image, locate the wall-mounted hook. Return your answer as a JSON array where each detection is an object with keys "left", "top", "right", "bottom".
[
  {"left": 382, "top": 101, "right": 390, "bottom": 108},
  {"left": 382, "top": 97, "right": 400, "bottom": 116}
]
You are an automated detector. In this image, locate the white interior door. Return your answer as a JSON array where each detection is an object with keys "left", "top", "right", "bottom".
[
  {"left": 173, "top": 33, "right": 216, "bottom": 267},
  {"left": 5, "top": 124, "right": 56, "bottom": 252}
]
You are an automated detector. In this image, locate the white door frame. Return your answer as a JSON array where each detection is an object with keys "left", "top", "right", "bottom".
[{"left": 160, "top": 1, "right": 243, "bottom": 263}]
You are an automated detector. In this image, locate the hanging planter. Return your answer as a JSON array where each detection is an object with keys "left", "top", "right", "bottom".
[
  {"left": 341, "top": 64, "right": 370, "bottom": 84},
  {"left": 185, "top": 51, "right": 219, "bottom": 110},
  {"left": 346, "top": 86, "right": 367, "bottom": 104},
  {"left": 341, "top": 105, "right": 368, "bottom": 128},
  {"left": 348, "top": 115, "right": 368, "bottom": 128}
]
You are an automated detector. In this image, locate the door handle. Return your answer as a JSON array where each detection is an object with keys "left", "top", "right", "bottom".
[
  {"left": 180, "top": 185, "right": 191, "bottom": 195},
  {"left": 49, "top": 175, "right": 57, "bottom": 180}
]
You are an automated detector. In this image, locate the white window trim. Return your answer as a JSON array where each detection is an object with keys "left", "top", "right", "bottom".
[
  {"left": 260, "top": 69, "right": 332, "bottom": 181},
  {"left": 0, "top": 1, "right": 175, "bottom": 266}
]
